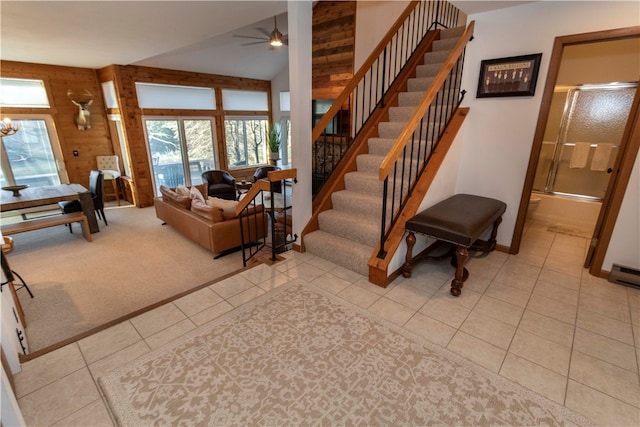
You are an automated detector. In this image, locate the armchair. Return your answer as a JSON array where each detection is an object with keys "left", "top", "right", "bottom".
[
  {"left": 253, "top": 165, "right": 281, "bottom": 193},
  {"left": 202, "top": 170, "right": 236, "bottom": 200}
]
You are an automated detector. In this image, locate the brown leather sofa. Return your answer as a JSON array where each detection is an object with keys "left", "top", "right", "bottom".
[{"left": 154, "top": 184, "right": 267, "bottom": 255}]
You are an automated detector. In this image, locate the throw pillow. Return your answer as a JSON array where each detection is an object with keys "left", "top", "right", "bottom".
[
  {"left": 189, "top": 185, "right": 206, "bottom": 204},
  {"left": 175, "top": 185, "right": 190, "bottom": 197},
  {"left": 191, "top": 199, "right": 224, "bottom": 223},
  {"left": 206, "top": 197, "right": 239, "bottom": 215}
]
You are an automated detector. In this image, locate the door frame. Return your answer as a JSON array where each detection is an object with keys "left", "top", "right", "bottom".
[{"left": 511, "top": 25, "right": 640, "bottom": 277}]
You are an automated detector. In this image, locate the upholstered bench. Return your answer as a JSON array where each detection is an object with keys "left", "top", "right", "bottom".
[{"left": 402, "top": 194, "right": 506, "bottom": 296}]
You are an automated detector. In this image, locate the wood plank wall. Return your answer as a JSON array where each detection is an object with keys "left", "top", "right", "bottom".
[
  {"left": 312, "top": 1, "right": 357, "bottom": 100},
  {"left": 0, "top": 61, "right": 112, "bottom": 190}
]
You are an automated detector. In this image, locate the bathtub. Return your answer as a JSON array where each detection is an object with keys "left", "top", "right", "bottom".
[{"left": 528, "top": 193, "right": 601, "bottom": 231}]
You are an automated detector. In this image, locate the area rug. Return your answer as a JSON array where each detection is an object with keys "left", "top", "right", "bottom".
[{"left": 99, "top": 281, "right": 592, "bottom": 426}]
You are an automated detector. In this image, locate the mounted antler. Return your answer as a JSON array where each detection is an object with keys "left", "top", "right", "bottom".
[{"left": 67, "top": 89, "right": 94, "bottom": 130}]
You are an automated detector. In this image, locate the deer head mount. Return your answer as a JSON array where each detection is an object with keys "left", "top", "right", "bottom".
[{"left": 67, "top": 89, "right": 93, "bottom": 130}]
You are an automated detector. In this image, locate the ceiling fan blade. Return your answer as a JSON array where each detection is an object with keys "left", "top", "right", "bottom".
[
  {"left": 256, "top": 27, "right": 272, "bottom": 38},
  {"left": 241, "top": 40, "right": 269, "bottom": 46},
  {"left": 233, "top": 35, "right": 269, "bottom": 41}
]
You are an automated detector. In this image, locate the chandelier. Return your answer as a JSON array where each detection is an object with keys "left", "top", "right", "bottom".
[{"left": 0, "top": 118, "right": 20, "bottom": 137}]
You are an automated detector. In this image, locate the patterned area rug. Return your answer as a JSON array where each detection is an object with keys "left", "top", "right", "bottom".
[{"left": 99, "top": 282, "right": 592, "bottom": 426}]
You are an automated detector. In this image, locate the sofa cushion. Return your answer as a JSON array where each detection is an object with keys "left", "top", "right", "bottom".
[
  {"left": 191, "top": 198, "right": 224, "bottom": 223},
  {"left": 207, "top": 197, "right": 239, "bottom": 215},
  {"left": 160, "top": 185, "right": 191, "bottom": 210}
]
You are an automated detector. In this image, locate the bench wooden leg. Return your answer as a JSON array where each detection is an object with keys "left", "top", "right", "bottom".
[
  {"left": 451, "top": 245, "right": 469, "bottom": 297},
  {"left": 402, "top": 232, "right": 416, "bottom": 278},
  {"left": 470, "top": 216, "right": 503, "bottom": 253}
]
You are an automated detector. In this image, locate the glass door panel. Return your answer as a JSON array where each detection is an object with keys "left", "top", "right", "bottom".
[
  {"left": 184, "top": 119, "right": 215, "bottom": 185},
  {"left": 144, "top": 118, "right": 217, "bottom": 195},
  {"left": 145, "top": 119, "right": 185, "bottom": 193},
  {"left": 0, "top": 118, "right": 62, "bottom": 187}
]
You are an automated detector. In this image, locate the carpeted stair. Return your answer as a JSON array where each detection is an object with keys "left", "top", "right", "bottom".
[{"left": 304, "top": 26, "right": 466, "bottom": 277}]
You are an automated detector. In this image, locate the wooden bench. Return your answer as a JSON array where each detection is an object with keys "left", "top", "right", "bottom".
[
  {"left": 1, "top": 212, "right": 92, "bottom": 242},
  {"left": 402, "top": 194, "right": 506, "bottom": 296}
]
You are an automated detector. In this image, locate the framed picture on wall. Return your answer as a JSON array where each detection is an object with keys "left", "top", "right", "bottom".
[{"left": 477, "top": 53, "right": 542, "bottom": 98}]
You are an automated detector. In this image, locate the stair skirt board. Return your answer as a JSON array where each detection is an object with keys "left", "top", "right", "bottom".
[{"left": 305, "top": 26, "right": 467, "bottom": 279}]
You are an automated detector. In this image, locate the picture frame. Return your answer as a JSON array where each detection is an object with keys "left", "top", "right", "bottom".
[{"left": 476, "top": 53, "right": 542, "bottom": 98}]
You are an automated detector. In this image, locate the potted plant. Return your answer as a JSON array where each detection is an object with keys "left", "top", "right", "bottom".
[{"left": 268, "top": 124, "right": 280, "bottom": 161}]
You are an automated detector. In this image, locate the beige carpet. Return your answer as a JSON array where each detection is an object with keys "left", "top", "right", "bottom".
[
  {"left": 4, "top": 203, "right": 246, "bottom": 353},
  {"left": 99, "top": 282, "right": 592, "bottom": 426}
]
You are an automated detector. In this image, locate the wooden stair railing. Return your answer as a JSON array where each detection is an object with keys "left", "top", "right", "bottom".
[
  {"left": 368, "top": 21, "right": 475, "bottom": 286},
  {"left": 311, "top": 0, "right": 462, "bottom": 199},
  {"left": 236, "top": 168, "right": 297, "bottom": 265},
  {"left": 302, "top": 1, "right": 460, "bottom": 250}
]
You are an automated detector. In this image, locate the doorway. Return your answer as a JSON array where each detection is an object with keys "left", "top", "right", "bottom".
[{"left": 513, "top": 26, "right": 640, "bottom": 276}]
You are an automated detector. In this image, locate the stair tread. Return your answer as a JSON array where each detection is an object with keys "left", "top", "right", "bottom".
[
  {"left": 318, "top": 209, "right": 379, "bottom": 247},
  {"left": 304, "top": 230, "right": 372, "bottom": 277}
]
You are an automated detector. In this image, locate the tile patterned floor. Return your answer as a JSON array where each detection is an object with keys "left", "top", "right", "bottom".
[{"left": 11, "top": 220, "right": 640, "bottom": 426}]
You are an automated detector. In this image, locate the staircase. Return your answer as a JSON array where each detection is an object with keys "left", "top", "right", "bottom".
[{"left": 303, "top": 26, "right": 466, "bottom": 277}]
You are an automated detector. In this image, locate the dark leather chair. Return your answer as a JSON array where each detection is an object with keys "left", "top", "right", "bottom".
[
  {"left": 59, "top": 170, "right": 107, "bottom": 231},
  {"left": 253, "top": 165, "right": 281, "bottom": 193},
  {"left": 202, "top": 170, "right": 236, "bottom": 200}
]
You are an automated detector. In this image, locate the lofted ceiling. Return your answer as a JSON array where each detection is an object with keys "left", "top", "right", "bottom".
[{"left": 1, "top": 1, "right": 534, "bottom": 82}]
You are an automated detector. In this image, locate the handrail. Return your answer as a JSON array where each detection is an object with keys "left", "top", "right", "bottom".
[
  {"left": 379, "top": 21, "right": 474, "bottom": 180},
  {"left": 311, "top": 0, "right": 462, "bottom": 196},
  {"left": 236, "top": 168, "right": 297, "bottom": 265},
  {"left": 376, "top": 21, "right": 475, "bottom": 259}
]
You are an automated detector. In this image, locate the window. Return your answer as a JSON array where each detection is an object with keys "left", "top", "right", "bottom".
[
  {"left": 136, "top": 83, "right": 215, "bottom": 110},
  {"left": 143, "top": 118, "right": 216, "bottom": 195},
  {"left": 224, "top": 117, "right": 269, "bottom": 168},
  {"left": 0, "top": 116, "right": 65, "bottom": 187},
  {"left": 0, "top": 78, "right": 50, "bottom": 108},
  {"left": 222, "top": 89, "right": 268, "bottom": 111}
]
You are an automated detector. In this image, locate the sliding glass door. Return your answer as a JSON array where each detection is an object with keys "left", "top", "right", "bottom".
[
  {"left": 144, "top": 117, "right": 216, "bottom": 195},
  {"left": 0, "top": 116, "right": 65, "bottom": 188}
]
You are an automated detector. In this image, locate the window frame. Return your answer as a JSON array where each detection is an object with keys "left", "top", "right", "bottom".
[
  {"left": 222, "top": 115, "right": 271, "bottom": 170},
  {"left": 142, "top": 115, "right": 218, "bottom": 195},
  {"left": 0, "top": 114, "right": 68, "bottom": 187}
]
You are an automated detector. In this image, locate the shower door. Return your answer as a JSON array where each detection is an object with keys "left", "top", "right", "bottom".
[{"left": 534, "top": 82, "right": 637, "bottom": 200}]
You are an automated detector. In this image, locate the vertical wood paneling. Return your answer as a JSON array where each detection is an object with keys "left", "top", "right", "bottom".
[{"left": 312, "top": 1, "right": 357, "bottom": 100}]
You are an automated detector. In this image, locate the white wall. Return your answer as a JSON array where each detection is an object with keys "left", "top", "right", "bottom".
[
  {"left": 354, "top": 1, "right": 410, "bottom": 70},
  {"left": 603, "top": 157, "right": 640, "bottom": 270},
  {"left": 288, "top": 0, "right": 313, "bottom": 239},
  {"left": 456, "top": 1, "right": 640, "bottom": 271},
  {"left": 271, "top": 63, "right": 290, "bottom": 125}
]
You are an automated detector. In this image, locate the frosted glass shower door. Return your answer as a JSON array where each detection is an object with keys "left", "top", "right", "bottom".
[{"left": 550, "top": 83, "right": 636, "bottom": 199}]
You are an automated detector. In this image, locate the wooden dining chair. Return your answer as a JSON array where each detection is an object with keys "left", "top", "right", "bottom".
[{"left": 96, "top": 155, "right": 123, "bottom": 205}]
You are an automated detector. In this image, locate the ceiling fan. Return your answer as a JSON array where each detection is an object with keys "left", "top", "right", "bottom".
[{"left": 234, "top": 16, "right": 288, "bottom": 48}]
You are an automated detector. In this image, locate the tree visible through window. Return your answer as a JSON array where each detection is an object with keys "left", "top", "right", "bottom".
[
  {"left": 224, "top": 118, "right": 268, "bottom": 167},
  {"left": 144, "top": 118, "right": 216, "bottom": 194}
]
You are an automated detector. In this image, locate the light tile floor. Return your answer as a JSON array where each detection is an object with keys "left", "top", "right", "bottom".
[{"left": 12, "top": 220, "right": 640, "bottom": 426}]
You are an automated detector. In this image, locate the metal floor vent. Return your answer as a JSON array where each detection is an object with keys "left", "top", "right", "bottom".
[{"left": 608, "top": 264, "right": 640, "bottom": 289}]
